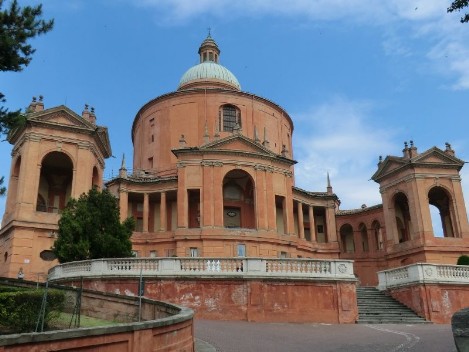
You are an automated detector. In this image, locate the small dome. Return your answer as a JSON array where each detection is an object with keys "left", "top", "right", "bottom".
[{"left": 178, "top": 62, "right": 241, "bottom": 90}]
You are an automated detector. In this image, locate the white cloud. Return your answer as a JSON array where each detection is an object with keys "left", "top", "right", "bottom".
[
  {"left": 132, "top": 0, "right": 469, "bottom": 90},
  {"left": 292, "top": 97, "right": 397, "bottom": 209}
]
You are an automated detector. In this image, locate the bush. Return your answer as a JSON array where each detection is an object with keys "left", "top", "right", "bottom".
[
  {"left": 0, "top": 289, "right": 65, "bottom": 333},
  {"left": 457, "top": 255, "right": 469, "bottom": 266}
]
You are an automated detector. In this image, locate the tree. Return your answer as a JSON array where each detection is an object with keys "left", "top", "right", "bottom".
[
  {"left": 448, "top": 0, "right": 469, "bottom": 23},
  {"left": 0, "top": 0, "right": 53, "bottom": 196},
  {"left": 52, "top": 188, "right": 135, "bottom": 263},
  {"left": 0, "top": 176, "right": 5, "bottom": 196}
]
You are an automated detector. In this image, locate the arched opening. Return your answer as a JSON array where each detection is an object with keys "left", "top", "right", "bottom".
[
  {"left": 394, "top": 192, "right": 412, "bottom": 243},
  {"left": 372, "top": 220, "right": 383, "bottom": 250},
  {"left": 6, "top": 156, "right": 21, "bottom": 214},
  {"left": 428, "top": 186, "right": 454, "bottom": 238},
  {"left": 223, "top": 169, "right": 255, "bottom": 229},
  {"left": 339, "top": 224, "right": 355, "bottom": 253},
  {"left": 36, "top": 151, "right": 73, "bottom": 213},
  {"left": 359, "top": 223, "right": 369, "bottom": 252},
  {"left": 219, "top": 104, "right": 241, "bottom": 132},
  {"left": 91, "top": 166, "right": 100, "bottom": 189}
]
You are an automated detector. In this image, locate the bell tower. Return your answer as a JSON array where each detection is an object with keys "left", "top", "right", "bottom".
[
  {"left": 0, "top": 98, "right": 111, "bottom": 280},
  {"left": 372, "top": 141, "right": 469, "bottom": 265}
]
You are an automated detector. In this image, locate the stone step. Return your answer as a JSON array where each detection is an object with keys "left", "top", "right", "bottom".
[{"left": 356, "top": 287, "right": 429, "bottom": 324}]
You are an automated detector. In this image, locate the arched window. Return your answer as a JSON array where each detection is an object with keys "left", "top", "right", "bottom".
[
  {"left": 428, "top": 186, "right": 454, "bottom": 238},
  {"left": 394, "top": 192, "right": 412, "bottom": 243},
  {"left": 219, "top": 104, "right": 241, "bottom": 132},
  {"left": 359, "top": 223, "right": 369, "bottom": 252},
  {"left": 37, "top": 151, "right": 73, "bottom": 213},
  {"left": 92, "top": 166, "right": 100, "bottom": 189},
  {"left": 223, "top": 169, "right": 255, "bottom": 229},
  {"left": 5, "top": 156, "right": 21, "bottom": 215},
  {"left": 339, "top": 224, "right": 355, "bottom": 253},
  {"left": 372, "top": 221, "right": 383, "bottom": 250}
]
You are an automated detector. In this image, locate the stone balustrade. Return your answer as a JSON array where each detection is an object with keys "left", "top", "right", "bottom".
[
  {"left": 377, "top": 263, "right": 469, "bottom": 290},
  {"left": 48, "top": 257, "right": 355, "bottom": 281}
]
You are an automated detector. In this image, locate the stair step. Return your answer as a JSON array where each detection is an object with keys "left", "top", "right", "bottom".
[{"left": 356, "top": 287, "right": 429, "bottom": 324}]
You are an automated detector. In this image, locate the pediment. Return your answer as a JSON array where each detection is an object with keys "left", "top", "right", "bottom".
[
  {"left": 372, "top": 147, "right": 465, "bottom": 182},
  {"left": 411, "top": 147, "right": 464, "bottom": 167},
  {"left": 172, "top": 134, "right": 296, "bottom": 165},
  {"left": 200, "top": 134, "right": 275, "bottom": 157},
  {"left": 30, "top": 106, "right": 94, "bottom": 130}
]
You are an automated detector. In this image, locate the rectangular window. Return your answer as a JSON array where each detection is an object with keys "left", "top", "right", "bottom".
[
  {"left": 149, "top": 250, "right": 157, "bottom": 258},
  {"left": 279, "top": 251, "right": 288, "bottom": 258},
  {"left": 190, "top": 248, "right": 199, "bottom": 257},
  {"left": 237, "top": 244, "right": 246, "bottom": 257},
  {"left": 148, "top": 157, "right": 153, "bottom": 168},
  {"left": 166, "top": 248, "right": 176, "bottom": 257},
  {"left": 317, "top": 225, "right": 324, "bottom": 233},
  {"left": 132, "top": 250, "right": 139, "bottom": 258}
]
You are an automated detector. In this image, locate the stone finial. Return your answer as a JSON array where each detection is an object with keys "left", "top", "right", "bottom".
[
  {"left": 204, "top": 121, "right": 210, "bottom": 144},
  {"left": 28, "top": 95, "right": 44, "bottom": 112},
  {"left": 82, "top": 104, "right": 96, "bottom": 124},
  {"left": 214, "top": 125, "right": 220, "bottom": 140},
  {"left": 409, "top": 139, "right": 418, "bottom": 158},
  {"left": 254, "top": 126, "right": 261, "bottom": 143},
  {"left": 179, "top": 134, "right": 187, "bottom": 147},
  {"left": 262, "top": 127, "right": 270, "bottom": 149},
  {"left": 378, "top": 155, "right": 383, "bottom": 166},
  {"left": 445, "top": 142, "right": 455, "bottom": 156},
  {"left": 119, "top": 153, "right": 127, "bottom": 178},
  {"left": 281, "top": 144, "right": 288, "bottom": 157},
  {"left": 327, "top": 172, "right": 333, "bottom": 195},
  {"left": 403, "top": 141, "right": 410, "bottom": 159},
  {"left": 233, "top": 122, "right": 241, "bottom": 135}
]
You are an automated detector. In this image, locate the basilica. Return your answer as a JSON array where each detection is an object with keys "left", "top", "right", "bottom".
[{"left": 2, "top": 35, "right": 469, "bottom": 286}]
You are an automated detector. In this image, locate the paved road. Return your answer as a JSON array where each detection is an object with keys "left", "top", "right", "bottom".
[{"left": 195, "top": 320, "right": 457, "bottom": 352}]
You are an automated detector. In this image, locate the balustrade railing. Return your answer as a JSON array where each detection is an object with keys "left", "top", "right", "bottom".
[
  {"left": 377, "top": 263, "right": 469, "bottom": 290},
  {"left": 48, "top": 257, "right": 355, "bottom": 281}
]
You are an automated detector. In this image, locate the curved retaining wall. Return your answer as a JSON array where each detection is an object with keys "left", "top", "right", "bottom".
[
  {"left": 48, "top": 258, "right": 358, "bottom": 324},
  {"left": 0, "top": 279, "right": 194, "bottom": 352}
]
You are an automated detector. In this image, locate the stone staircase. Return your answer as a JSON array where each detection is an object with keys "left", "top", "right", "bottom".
[{"left": 356, "top": 287, "right": 429, "bottom": 324}]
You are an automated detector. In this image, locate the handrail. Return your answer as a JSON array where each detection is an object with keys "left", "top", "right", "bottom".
[
  {"left": 48, "top": 257, "right": 356, "bottom": 281},
  {"left": 377, "top": 263, "right": 469, "bottom": 290}
]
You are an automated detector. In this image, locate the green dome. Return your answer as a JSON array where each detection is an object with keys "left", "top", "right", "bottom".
[{"left": 178, "top": 62, "right": 241, "bottom": 90}]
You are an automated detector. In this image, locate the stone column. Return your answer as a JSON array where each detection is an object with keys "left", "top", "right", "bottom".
[
  {"left": 119, "top": 188, "right": 128, "bottom": 222},
  {"left": 297, "top": 201, "right": 304, "bottom": 239},
  {"left": 326, "top": 205, "right": 338, "bottom": 242},
  {"left": 266, "top": 169, "right": 276, "bottom": 230},
  {"left": 160, "top": 191, "right": 167, "bottom": 231},
  {"left": 143, "top": 193, "right": 149, "bottom": 232},
  {"left": 309, "top": 206, "right": 316, "bottom": 242}
]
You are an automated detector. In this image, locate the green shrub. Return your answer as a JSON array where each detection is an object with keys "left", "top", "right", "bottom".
[
  {"left": 0, "top": 289, "right": 65, "bottom": 333},
  {"left": 457, "top": 255, "right": 469, "bottom": 266}
]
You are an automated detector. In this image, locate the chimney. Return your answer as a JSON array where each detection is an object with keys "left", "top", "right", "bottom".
[
  {"left": 402, "top": 141, "right": 410, "bottom": 159},
  {"left": 36, "top": 95, "right": 44, "bottom": 111}
]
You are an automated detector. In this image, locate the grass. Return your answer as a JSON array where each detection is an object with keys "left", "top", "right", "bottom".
[{"left": 52, "top": 312, "right": 119, "bottom": 329}]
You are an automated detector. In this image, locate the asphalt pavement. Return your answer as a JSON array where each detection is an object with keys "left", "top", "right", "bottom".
[{"left": 195, "top": 320, "right": 457, "bottom": 352}]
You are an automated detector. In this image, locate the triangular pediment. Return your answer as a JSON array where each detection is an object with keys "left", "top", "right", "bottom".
[
  {"left": 172, "top": 133, "right": 296, "bottom": 165},
  {"left": 372, "top": 146, "right": 465, "bottom": 182},
  {"left": 411, "top": 147, "right": 464, "bottom": 167},
  {"left": 200, "top": 134, "right": 275, "bottom": 156},
  {"left": 29, "top": 105, "right": 94, "bottom": 130}
]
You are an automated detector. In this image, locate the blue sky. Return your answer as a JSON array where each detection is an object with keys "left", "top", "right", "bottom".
[{"left": 1, "top": 0, "right": 469, "bottom": 222}]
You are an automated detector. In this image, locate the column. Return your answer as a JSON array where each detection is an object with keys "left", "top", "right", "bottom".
[
  {"left": 143, "top": 193, "right": 149, "bottom": 232},
  {"left": 160, "top": 191, "right": 167, "bottom": 231},
  {"left": 309, "top": 206, "right": 316, "bottom": 242},
  {"left": 326, "top": 205, "right": 338, "bottom": 242},
  {"left": 119, "top": 189, "right": 128, "bottom": 222},
  {"left": 297, "top": 201, "right": 304, "bottom": 239}
]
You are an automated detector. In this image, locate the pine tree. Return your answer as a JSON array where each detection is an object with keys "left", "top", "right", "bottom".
[
  {"left": 448, "top": 0, "right": 469, "bottom": 23},
  {"left": 52, "top": 188, "right": 135, "bottom": 263}
]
